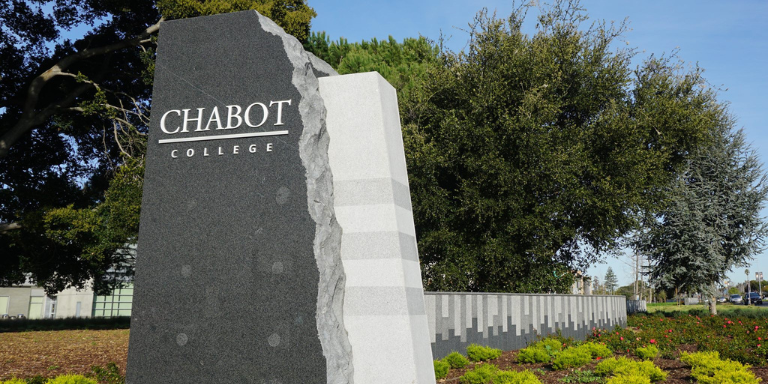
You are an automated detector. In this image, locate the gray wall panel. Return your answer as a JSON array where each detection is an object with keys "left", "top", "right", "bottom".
[{"left": 425, "top": 293, "right": 627, "bottom": 359}]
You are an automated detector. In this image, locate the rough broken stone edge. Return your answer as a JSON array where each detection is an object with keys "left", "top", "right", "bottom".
[
  {"left": 307, "top": 51, "right": 339, "bottom": 77},
  {"left": 256, "top": 11, "right": 353, "bottom": 384}
]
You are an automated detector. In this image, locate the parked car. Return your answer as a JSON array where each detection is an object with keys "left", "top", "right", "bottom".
[
  {"left": 717, "top": 297, "right": 728, "bottom": 303},
  {"left": 744, "top": 292, "right": 763, "bottom": 305},
  {"left": 731, "top": 294, "right": 744, "bottom": 304}
]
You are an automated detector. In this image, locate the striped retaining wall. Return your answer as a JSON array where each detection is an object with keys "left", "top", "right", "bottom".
[{"left": 424, "top": 293, "right": 627, "bottom": 359}]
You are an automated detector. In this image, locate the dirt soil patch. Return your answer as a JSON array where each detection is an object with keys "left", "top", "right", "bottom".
[{"left": 0, "top": 329, "right": 128, "bottom": 380}]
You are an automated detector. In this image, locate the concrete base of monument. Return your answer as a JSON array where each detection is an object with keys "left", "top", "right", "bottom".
[{"left": 321, "top": 72, "right": 436, "bottom": 384}]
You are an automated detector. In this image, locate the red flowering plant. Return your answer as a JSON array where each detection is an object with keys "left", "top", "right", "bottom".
[{"left": 587, "top": 311, "right": 768, "bottom": 365}]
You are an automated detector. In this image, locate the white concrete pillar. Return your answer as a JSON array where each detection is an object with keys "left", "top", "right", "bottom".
[{"left": 321, "top": 72, "right": 435, "bottom": 384}]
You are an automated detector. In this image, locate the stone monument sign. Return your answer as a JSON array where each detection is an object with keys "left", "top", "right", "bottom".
[{"left": 127, "top": 10, "right": 434, "bottom": 384}]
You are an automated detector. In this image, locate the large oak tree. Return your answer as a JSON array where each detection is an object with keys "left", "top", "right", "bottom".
[
  {"left": 402, "top": 3, "right": 723, "bottom": 292},
  {"left": 0, "top": 0, "right": 316, "bottom": 293}
]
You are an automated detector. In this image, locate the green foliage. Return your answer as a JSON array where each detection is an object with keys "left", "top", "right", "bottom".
[
  {"left": 594, "top": 313, "right": 768, "bottom": 365},
  {"left": 0, "top": 0, "right": 316, "bottom": 293},
  {"left": 518, "top": 346, "right": 552, "bottom": 364},
  {"left": 539, "top": 338, "right": 565, "bottom": 353},
  {"left": 605, "top": 375, "right": 649, "bottom": 384},
  {"left": 495, "top": 370, "right": 543, "bottom": 384},
  {"left": 634, "top": 345, "right": 658, "bottom": 360},
  {"left": 157, "top": 0, "right": 316, "bottom": 42},
  {"left": 595, "top": 357, "right": 666, "bottom": 382},
  {"left": 681, "top": 351, "right": 761, "bottom": 384},
  {"left": 460, "top": 364, "right": 541, "bottom": 384},
  {"left": 559, "top": 370, "right": 604, "bottom": 383},
  {"left": 0, "top": 316, "right": 130, "bottom": 333},
  {"left": 434, "top": 360, "right": 450, "bottom": 380},
  {"left": 91, "top": 362, "right": 125, "bottom": 384},
  {"left": 402, "top": 2, "right": 719, "bottom": 293},
  {"left": 552, "top": 347, "right": 592, "bottom": 370},
  {"left": 604, "top": 269, "right": 618, "bottom": 295},
  {"left": 545, "top": 342, "right": 612, "bottom": 371},
  {"left": 443, "top": 351, "right": 470, "bottom": 369},
  {"left": 25, "top": 377, "right": 46, "bottom": 384},
  {"left": 460, "top": 364, "right": 499, "bottom": 384},
  {"left": 304, "top": 32, "right": 438, "bottom": 122},
  {"left": 635, "top": 126, "right": 768, "bottom": 304},
  {"left": 44, "top": 375, "right": 97, "bottom": 384},
  {"left": 518, "top": 337, "right": 564, "bottom": 363},
  {"left": 466, "top": 344, "right": 503, "bottom": 362},
  {"left": 578, "top": 342, "right": 613, "bottom": 359},
  {"left": 1, "top": 379, "right": 27, "bottom": 384}
]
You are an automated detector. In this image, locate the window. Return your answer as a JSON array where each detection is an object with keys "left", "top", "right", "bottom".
[
  {"left": 92, "top": 284, "right": 134, "bottom": 318},
  {"left": 0, "top": 296, "right": 8, "bottom": 316},
  {"left": 28, "top": 296, "right": 44, "bottom": 319}
]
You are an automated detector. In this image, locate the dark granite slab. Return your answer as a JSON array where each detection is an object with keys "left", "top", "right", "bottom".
[{"left": 126, "top": 11, "right": 348, "bottom": 384}]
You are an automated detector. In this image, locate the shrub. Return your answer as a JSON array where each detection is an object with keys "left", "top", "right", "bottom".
[
  {"left": 595, "top": 357, "right": 667, "bottom": 382},
  {"left": 681, "top": 351, "right": 760, "bottom": 384},
  {"left": 578, "top": 342, "right": 613, "bottom": 358},
  {"left": 560, "top": 370, "right": 602, "bottom": 383},
  {"left": 551, "top": 346, "right": 592, "bottom": 370},
  {"left": 466, "top": 344, "right": 503, "bottom": 362},
  {"left": 537, "top": 338, "right": 563, "bottom": 354},
  {"left": 680, "top": 351, "right": 721, "bottom": 368},
  {"left": 2, "top": 379, "right": 27, "bottom": 384},
  {"left": 460, "top": 364, "right": 499, "bottom": 384},
  {"left": 694, "top": 367, "right": 762, "bottom": 384},
  {"left": 26, "top": 377, "right": 46, "bottom": 384},
  {"left": 443, "top": 351, "right": 470, "bottom": 369},
  {"left": 495, "top": 370, "right": 542, "bottom": 384},
  {"left": 517, "top": 346, "right": 551, "bottom": 364},
  {"left": 517, "top": 337, "right": 564, "bottom": 364},
  {"left": 635, "top": 345, "right": 659, "bottom": 360},
  {"left": 92, "top": 363, "right": 124, "bottom": 384},
  {"left": 605, "top": 374, "right": 651, "bottom": 384},
  {"left": 434, "top": 360, "right": 450, "bottom": 380},
  {"left": 45, "top": 375, "right": 98, "bottom": 384}
]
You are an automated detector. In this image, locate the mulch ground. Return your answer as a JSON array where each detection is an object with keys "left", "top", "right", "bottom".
[
  {"left": 0, "top": 330, "right": 129, "bottom": 380},
  {"left": 3, "top": 329, "right": 768, "bottom": 383}
]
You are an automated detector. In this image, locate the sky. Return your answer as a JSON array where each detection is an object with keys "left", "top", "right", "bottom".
[{"left": 312, "top": 1, "right": 768, "bottom": 289}]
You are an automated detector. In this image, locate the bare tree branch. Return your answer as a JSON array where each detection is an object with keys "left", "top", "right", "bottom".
[{"left": 0, "top": 18, "right": 164, "bottom": 158}]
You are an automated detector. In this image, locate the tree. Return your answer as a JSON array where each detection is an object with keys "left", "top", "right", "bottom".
[
  {"left": 0, "top": 0, "right": 316, "bottom": 293},
  {"left": 636, "top": 124, "right": 768, "bottom": 315},
  {"left": 402, "top": 1, "right": 717, "bottom": 292},
  {"left": 604, "top": 268, "right": 618, "bottom": 295},
  {"left": 614, "top": 284, "right": 633, "bottom": 300}
]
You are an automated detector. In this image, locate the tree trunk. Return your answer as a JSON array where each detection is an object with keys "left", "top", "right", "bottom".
[{"left": 709, "top": 296, "right": 717, "bottom": 315}]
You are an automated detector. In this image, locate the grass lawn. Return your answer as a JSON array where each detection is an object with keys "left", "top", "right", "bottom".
[{"left": 647, "top": 302, "right": 768, "bottom": 316}]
